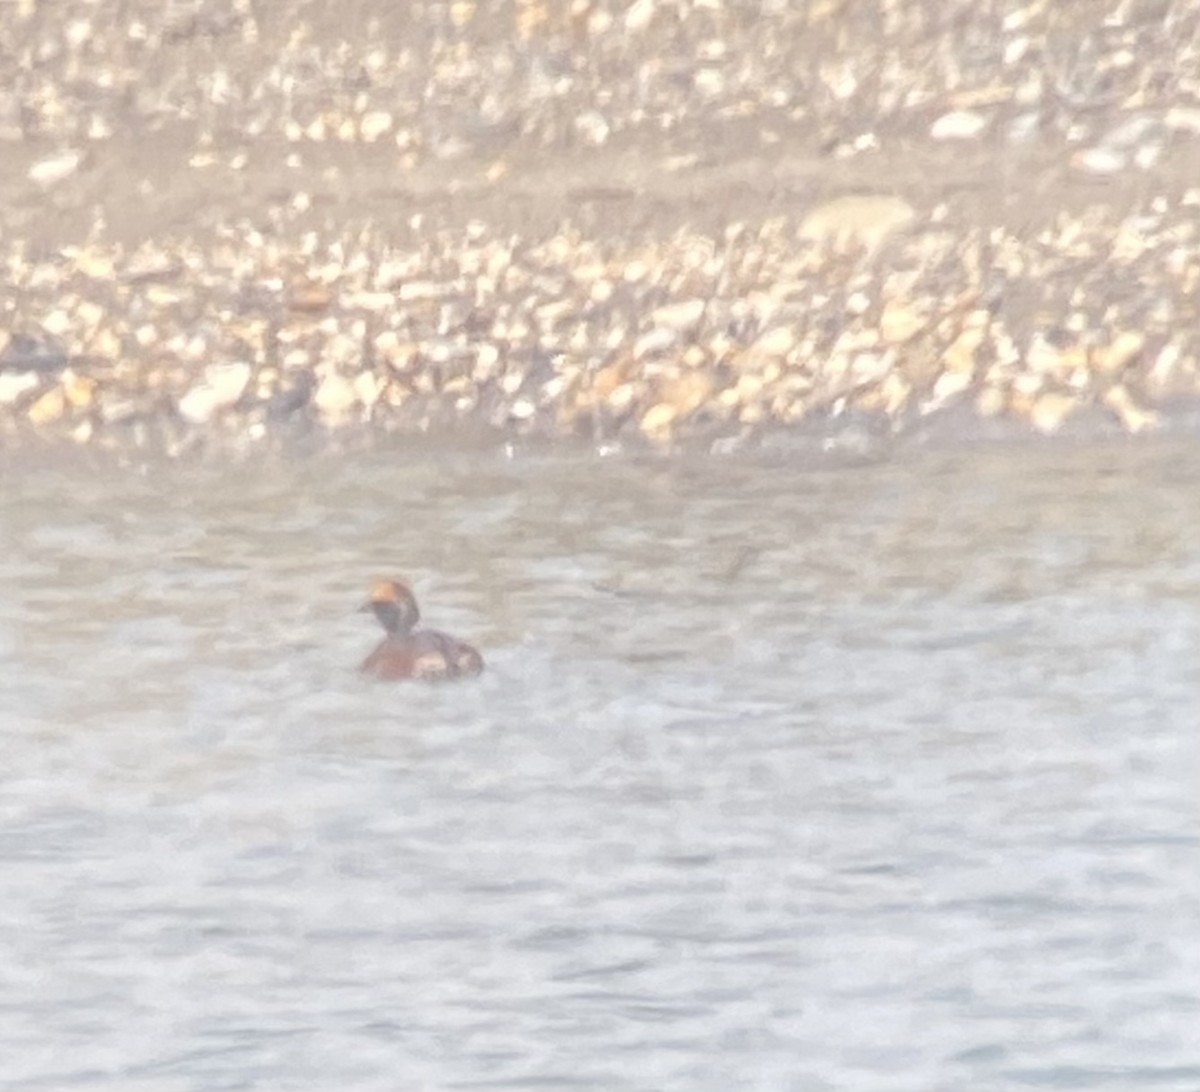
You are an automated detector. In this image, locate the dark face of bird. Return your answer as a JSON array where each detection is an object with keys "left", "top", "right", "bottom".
[{"left": 364, "top": 580, "right": 421, "bottom": 635}]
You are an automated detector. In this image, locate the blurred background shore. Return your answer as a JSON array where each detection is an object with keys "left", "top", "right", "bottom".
[{"left": 3, "top": 0, "right": 1199, "bottom": 457}]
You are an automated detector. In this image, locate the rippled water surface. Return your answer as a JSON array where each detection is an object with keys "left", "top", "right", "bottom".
[{"left": 1, "top": 441, "right": 1198, "bottom": 1091}]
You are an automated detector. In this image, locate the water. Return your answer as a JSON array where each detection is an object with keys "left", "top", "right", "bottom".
[{"left": 0, "top": 440, "right": 1197, "bottom": 1091}]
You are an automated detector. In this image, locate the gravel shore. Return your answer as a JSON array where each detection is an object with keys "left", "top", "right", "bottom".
[{"left": 4, "top": 0, "right": 1200, "bottom": 457}]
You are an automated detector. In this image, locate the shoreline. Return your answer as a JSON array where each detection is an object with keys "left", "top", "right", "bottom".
[
  {"left": 2, "top": 195, "right": 1193, "bottom": 461},
  {"left": 4, "top": 1, "right": 1200, "bottom": 460},
  {"left": 5, "top": 393, "right": 1199, "bottom": 475}
]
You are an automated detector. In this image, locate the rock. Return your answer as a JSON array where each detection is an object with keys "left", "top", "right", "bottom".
[
  {"left": 75, "top": 301, "right": 105, "bottom": 332},
  {"left": 846, "top": 291, "right": 870, "bottom": 315},
  {"left": 287, "top": 282, "right": 333, "bottom": 313},
  {"left": 376, "top": 332, "right": 418, "bottom": 373},
  {"left": 738, "top": 401, "right": 765, "bottom": 425},
  {"left": 177, "top": 386, "right": 220, "bottom": 425},
  {"left": 144, "top": 285, "right": 185, "bottom": 307},
  {"left": 63, "top": 371, "right": 97, "bottom": 409},
  {"left": 574, "top": 111, "right": 610, "bottom": 146},
  {"left": 28, "top": 150, "right": 83, "bottom": 186},
  {"left": 0, "top": 371, "right": 39, "bottom": 405},
  {"left": 880, "top": 302, "right": 927, "bottom": 345},
  {"left": 607, "top": 382, "right": 635, "bottom": 411},
  {"left": 1166, "top": 107, "right": 1200, "bottom": 135},
  {"left": 1029, "top": 391, "right": 1077, "bottom": 434},
  {"left": 849, "top": 349, "right": 887, "bottom": 385},
  {"left": 659, "top": 372, "right": 714, "bottom": 417},
  {"left": 923, "top": 370, "right": 972, "bottom": 413},
  {"left": 359, "top": 111, "right": 393, "bottom": 142},
  {"left": 930, "top": 110, "right": 987, "bottom": 140},
  {"left": 976, "top": 386, "right": 1007, "bottom": 417},
  {"left": 41, "top": 310, "right": 73, "bottom": 338},
  {"left": 878, "top": 372, "right": 910, "bottom": 416},
  {"left": 177, "top": 362, "right": 251, "bottom": 424},
  {"left": 640, "top": 401, "right": 677, "bottom": 436},
  {"left": 1096, "top": 331, "right": 1144, "bottom": 374},
  {"left": 27, "top": 386, "right": 65, "bottom": 425},
  {"left": 735, "top": 372, "right": 765, "bottom": 402},
  {"left": 206, "top": 362, "right": 252, "bottom": 404},
  {"left": 1104, "top": 385, "right": 1158, "bottom": 433},
  {"left": 591, "top": 363, "right": 627, "bottom": 400},
  {"left": 1071, "top": 147, "right": 1126, "bottom": 175},
  {"left": 650, "top": 299, "right": 705, "bottom": 330},
  {"left": 625, "top": 0, "right": 654, "bottom": 31},
  {"left": 345, "top": 290, "right": 394, "bottom": 313},
  {"left": 98, "top": 394, "right": 138, "bottom": 425},
  {"left": 943, "top": 326, "right": 983, "bottom": 375},
  {"left": 474, "top": 343, "right": 501, "bottom": 379},
  {"left": 313, "top": 373, "right": 358, "bottom": 418},
  {"left": 623, "top": 260, "right": 650, "bottom": 283},
  {"left": 1147, "top": 342, "right": 1182, "bottom": 390},
  {"left": 750, "top": 326, "right": 796, "bottom": 359},
  {"left": 589, "top": 278, "right": 615, "bottom": 304},
  {"left": 398, "top": 281, "right": 446, "bottom": 302},
  {"left": 354, "top": 371, "right": 383, "bottom": 408},
  {"left": 1026, "top": 336, "right": 1074, "bottom": 377},
  {"left": 694, "top": 68, "right": 724, "bottom": 97},
  {"left": 633, "top": 327, "right": 678, "bottom": 360}
]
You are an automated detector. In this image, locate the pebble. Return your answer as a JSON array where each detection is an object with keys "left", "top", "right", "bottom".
[
  {"left": 1071, "top": 147, "right": 1127, "bottom": 175},
  {"left": 0, "top": 372, "right": 39, "bottom": 406},
  {"left": 574, "top": 112, "right": 611, "bottom": 146},
  {"left": 1166, "top": 107, "right": 1200, "bottom": 135},
  {"left": 313, "top": 373, "right": 359, "bottom": 419},
  {"left": 924, "top": 370, "right": 973, "bottom": 413},
  {"left": 930, "top": 110, "right": 987, "bottom": 141},
  {"left": 28, "top": 150, "right": 82, "bottom": 186},
  {"left": 1096, "top": 332, "right": 1144, "bottom": 375},
  {"left": 41, "top": 310, "right": 73, "bottom": 338},
  {"left": 633, "top": 327, "right": 678, "bottom": 361},
  {"left": 1029, "top": 392, "right": 1077, "bottom": 435},
  {"left": 976, "top": 386, "right": 1007, "bottom": 418},
  {"left": 660, "top": 373, "right": 714, "bottom": 418},
  {"left": 63, "top": 371, "right": 96, "bottom": 409},
  {"left": 880, "top": 302, "right": 927, "bottom": 345},
  {"left": 359, "top": 111, "right": 393, "bottom": 142},
  {"left": 1104, "top": 385, "right": 1157, "bottom": 434},
  {"left": 624, "top": 0, "right": 655, "bottom": 32},
  {"left": 943, "top": 326, "right": 983, "bottom": 375},
  {"left": 177, "top": 363, "right": 252, "bottom": 425},
  {"left": 398, "top": 281, "right": 447, "bottom": 303},
  {"left": 98, "top": 395, "right": 138, "bottom": 425},
  {"left": 750, "top": 326, "right": 797, "bottom": 359},
  {"left": 27, "top": 386, "right": 65, "bottom": 425},
  {"left": 354, "top": 371, "right": 384, "bottom": 409},
  {"left": 1026, "top": 336, "right": 1066, "bottom": 377},
  {"left": 651, "top": 299, "right": 705, "bottom": 330}
]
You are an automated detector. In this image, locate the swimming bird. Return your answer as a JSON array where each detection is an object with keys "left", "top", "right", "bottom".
[{"left": 360, "top": 578, "right": 484, "bottom": 681}]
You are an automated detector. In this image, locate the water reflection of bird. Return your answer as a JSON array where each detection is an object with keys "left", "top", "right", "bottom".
[{"left": 359, "top": 578, "right": 484, "bottom": 681}]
